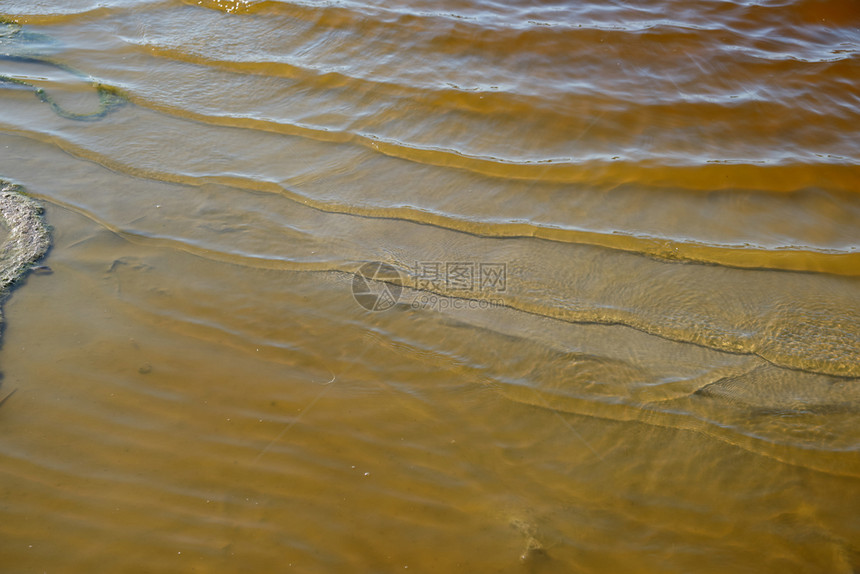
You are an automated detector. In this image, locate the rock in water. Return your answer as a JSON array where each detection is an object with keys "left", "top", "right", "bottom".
[{"left": 0, "top": 179, "right": 51, "bottom": 325}]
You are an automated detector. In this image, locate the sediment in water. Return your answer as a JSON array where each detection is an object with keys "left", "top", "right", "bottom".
[{"left": 0, "top": 179, "right": 51, "bottom": 328}]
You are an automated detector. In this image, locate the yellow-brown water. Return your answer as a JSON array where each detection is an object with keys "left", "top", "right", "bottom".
[{"left": 1, "top": 1, "right": 859, "bottom": 572}]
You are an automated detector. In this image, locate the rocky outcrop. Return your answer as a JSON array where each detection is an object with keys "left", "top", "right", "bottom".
[{"left": 0, "top": 180, "right": 50, "bottom": 324}]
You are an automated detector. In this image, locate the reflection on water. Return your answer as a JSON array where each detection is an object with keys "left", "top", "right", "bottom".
[{"left": 1, "top": 0, "right": 858, "bottom": 572}]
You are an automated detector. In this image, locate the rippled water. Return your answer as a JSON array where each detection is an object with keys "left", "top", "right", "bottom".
[{"left": 1, "top": 0, "right": 858, "bottom": 572}]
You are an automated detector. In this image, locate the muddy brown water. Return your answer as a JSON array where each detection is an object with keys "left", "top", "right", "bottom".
[{"left": 1, "top": 1, "right": 858, "bottom": 572}]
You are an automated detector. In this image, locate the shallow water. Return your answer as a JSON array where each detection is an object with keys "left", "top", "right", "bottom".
[{"left": 1, "top": 1, "right": 858, "bottom": 572}]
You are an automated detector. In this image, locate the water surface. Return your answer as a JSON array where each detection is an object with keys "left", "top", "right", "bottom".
[{"left": 1, "top": 1, "right": 858, "bottom": 572}]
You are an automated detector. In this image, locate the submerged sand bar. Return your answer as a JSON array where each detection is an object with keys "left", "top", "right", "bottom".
[{"left": 0, "top": 180, "right": 50, "bottom": 322}]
